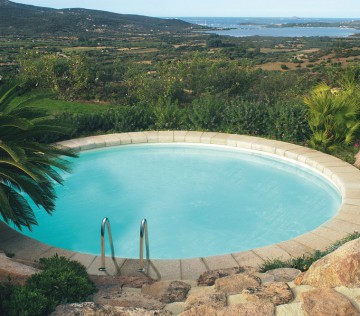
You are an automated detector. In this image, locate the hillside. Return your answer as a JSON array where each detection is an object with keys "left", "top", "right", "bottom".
[{"left": 0, "top": 0, "right": 195, "bottom": 36}]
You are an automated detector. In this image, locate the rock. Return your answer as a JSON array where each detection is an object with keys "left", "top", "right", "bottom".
[
  {"left": 335, "top": 286, "right": 360, "bottom": 311},
  {"left": 276, "top": 302, "right": 303, "bottom": 316},
  {"left": 90, "top": 275, "right": 153, "bottom": 289},
  {"left": 301, "top": 288, "right": 360, "bottom": 316},
  {"left": 141, "top": 280, "right": 191, "bottom": 303},
  {"left": 294, "top": 272, "right": 304, "bottom": 286},
  {"left": 94, "top": 286, "right": 165, "bottom": 310},
  {"left": 291, "top": 285, "right": 314, "bottom": 303},
  {"left": 51, "top": 302, "right": 172, "bottom": 316},
  {"left": 187, "top": 284, "right": 216, "bottom": 297},
  {"left": 222, "top": 302, "right": 276, "bottom": 316},
  {"left": 227, "top": 293, "right": 247, "bottom": 306},
  {"left": 301, "top": 238, "right": 360, "bottom": 288},
  {"left": 184, "top": 291, "right": 226, "bottom": 310},
  {"left": 0, "top": 253, "right": 41, "bottom": 285},
  {"left": 197, "top": 266, "right": 257, "bottom": 286},
  {"left": 164, "top": 302, "right": 185, "bottom": 315},
  {"left": 266, "top": 268, "right": 301, "bottom": 282},
  {"left": 180, "top": 301, "right": 275, "bottom": 316},
  {"left": 215, "top": 273, "right": 261, "bottom": 295},
  {"left": 254, "top": 272, "right": 275, "bottom": 283},
  {"left": 242, "top": 282, "right": 294, "bottom": 305},
  {"left": 180, "top": 305, "right": 219, "bottom": 316}
]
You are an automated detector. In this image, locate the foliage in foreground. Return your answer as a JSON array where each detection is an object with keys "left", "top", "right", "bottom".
[
  {"left": 0, "top": 85, "right": 77, "bottom": 230},
  {"left": 305, "top": 80, "right": 360, "bottom": 153},
  {"left": 259, "top": 231, "right": 360, "bottom": 272},
  {"left": 0, "top": 254, "right": 96, "bottom": 316}
]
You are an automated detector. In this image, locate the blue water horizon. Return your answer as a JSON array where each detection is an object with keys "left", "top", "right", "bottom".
[{"left": 176, "top": 17, "right": 360, "bottom": 37}]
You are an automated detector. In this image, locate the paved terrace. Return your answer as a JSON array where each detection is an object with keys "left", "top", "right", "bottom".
[{"left": 1, "top": 131, "right": 360, "bottom": 281}]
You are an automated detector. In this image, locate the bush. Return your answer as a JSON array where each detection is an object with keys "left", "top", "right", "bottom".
[
  {"left": 224, "top": 99, "right": 269, "bottom": 136},
  {"left": 151, "top": 98, "right": 186, "bottom": 130},
  {"left": 1, "top": 284, "right": 48, "bottom": 316},
  {"left": 187, "top": 94, "right": 228, "bottom": 131},
  {"left": 267, "top": 101, "right": 310, "bottom": 142},
  {"left": 0, "top": 254, "right": 96, "bottom": 316}
]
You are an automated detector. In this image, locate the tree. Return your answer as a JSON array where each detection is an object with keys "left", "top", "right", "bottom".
[
  {"left": 18, "top": 51, "right": 93, "bottom": 100},
  {"left": 0, "top": 86, "right": 77, "bottom": 230},
  {"left": 304, "top": 82, "right": 360, "bottom": 152}
]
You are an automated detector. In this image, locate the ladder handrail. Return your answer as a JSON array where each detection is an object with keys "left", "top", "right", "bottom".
[
  {"left": 137, "top": 218, "right": 150, "bottom": 272},
  {"left": 99, "top": 217, "right": 115, "bottom": 271}
]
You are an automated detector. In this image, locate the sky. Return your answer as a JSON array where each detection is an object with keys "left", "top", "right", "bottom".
[{"left": 12, "top": 0, "right": 360, "bottom": 18}]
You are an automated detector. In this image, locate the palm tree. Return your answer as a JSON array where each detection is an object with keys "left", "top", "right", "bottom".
[
  {"left": 0, "top": 85, "right": 77, "bottom": 230},
  {"left": 304, "top": 82, "right": 360, "bottom": 152}
]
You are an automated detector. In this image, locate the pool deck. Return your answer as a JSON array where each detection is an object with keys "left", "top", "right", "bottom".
[{"left": 1, "top": 131, "right": 360, "bottom": 281}]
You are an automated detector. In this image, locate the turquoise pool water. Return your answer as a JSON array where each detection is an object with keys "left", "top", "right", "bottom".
[{"left": 20, "top": 144, "right": 341, "bottom": 259}]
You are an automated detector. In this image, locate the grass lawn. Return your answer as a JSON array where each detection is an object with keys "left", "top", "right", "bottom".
[{"left": 11, "top": 91, "right": 111, "bottom": 114}]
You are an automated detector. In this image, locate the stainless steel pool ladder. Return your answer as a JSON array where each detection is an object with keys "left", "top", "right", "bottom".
[
  {"left": 137, "top": 218, "right": 150, "bottom": 272},
  {"left": 99, "top": 217, "right": 115, "bottom": 271}
]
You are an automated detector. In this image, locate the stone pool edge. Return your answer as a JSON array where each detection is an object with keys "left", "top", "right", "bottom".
[{"left": 1, "top": 131, "right": 360, "bottom": 281}]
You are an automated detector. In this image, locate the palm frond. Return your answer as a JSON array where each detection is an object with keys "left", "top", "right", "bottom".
[{"left": 0, "top": 183, "right": 37, "bottom": 231}]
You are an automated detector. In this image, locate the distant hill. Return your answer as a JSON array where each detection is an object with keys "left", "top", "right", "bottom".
[{"left": 0, "top": 0, "right": 195, "bottom": 36}]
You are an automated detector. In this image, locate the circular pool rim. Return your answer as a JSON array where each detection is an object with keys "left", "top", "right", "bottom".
[{"left": 2, "top": 131, "right": 360, "bottom": 281}]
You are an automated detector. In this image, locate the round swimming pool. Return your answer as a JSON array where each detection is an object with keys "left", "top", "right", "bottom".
[{"left": 20, "top": 142, "right": 341, "bottom": 259}]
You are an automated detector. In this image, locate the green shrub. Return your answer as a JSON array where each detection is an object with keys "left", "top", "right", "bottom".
[
  {"left": 267, "top": 101, "right": 310, "bottom": 142},
  {"left": 0, "top": 254, "right": 96, "bottom": 316},
  {"left": 151, "top": 98, "right": 186, "bottom": 130},
  {"left": 1, "top": 284, "right": 48, "bottom": 316},
  {"left": 187, "top": 94, "right": 227, "bottom": 131},
  {"left": 224, "top": 99, "right": 269, "bottom": 136}
]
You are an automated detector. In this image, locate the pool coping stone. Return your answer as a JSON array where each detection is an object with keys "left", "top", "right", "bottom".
[{"left": 2, "top": 131, "right": 360, "bottom": 281}]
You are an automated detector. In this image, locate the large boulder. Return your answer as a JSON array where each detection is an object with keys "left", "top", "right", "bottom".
[
  {"left": 197, "top": 266, "right": 257, "bottom": 286},
  {"left": 141, "top": 280, "right": 191, "bottom": 303},
  {"left": 215, "top": 273, "right": 261, "bottom": 295},
  {"left": 301, "top": 238, "right": 360, "bottom": 288},
  {"left": 266, "top": 268, "right": 301, "bottom": 282},
  {"left": 301, "top": 288, "right": 360, "bottom": 316},
  {"left": 184, "top": 291, "right": 226, "bottom": 310},
  {"left": 241, "top": 282, "right": 294, "bottom": 305}
]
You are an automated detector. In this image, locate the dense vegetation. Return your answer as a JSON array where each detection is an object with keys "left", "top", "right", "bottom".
[
  {"left": 0, "top": 254, "right": 96, "bottom": 316},
  {"left": 1, "top": 2, "right": 360, "bottom": 160}
]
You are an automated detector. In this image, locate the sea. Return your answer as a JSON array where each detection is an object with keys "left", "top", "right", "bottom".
[{"left": 178, "top": 17, "right": 360, "bottom": 37}]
